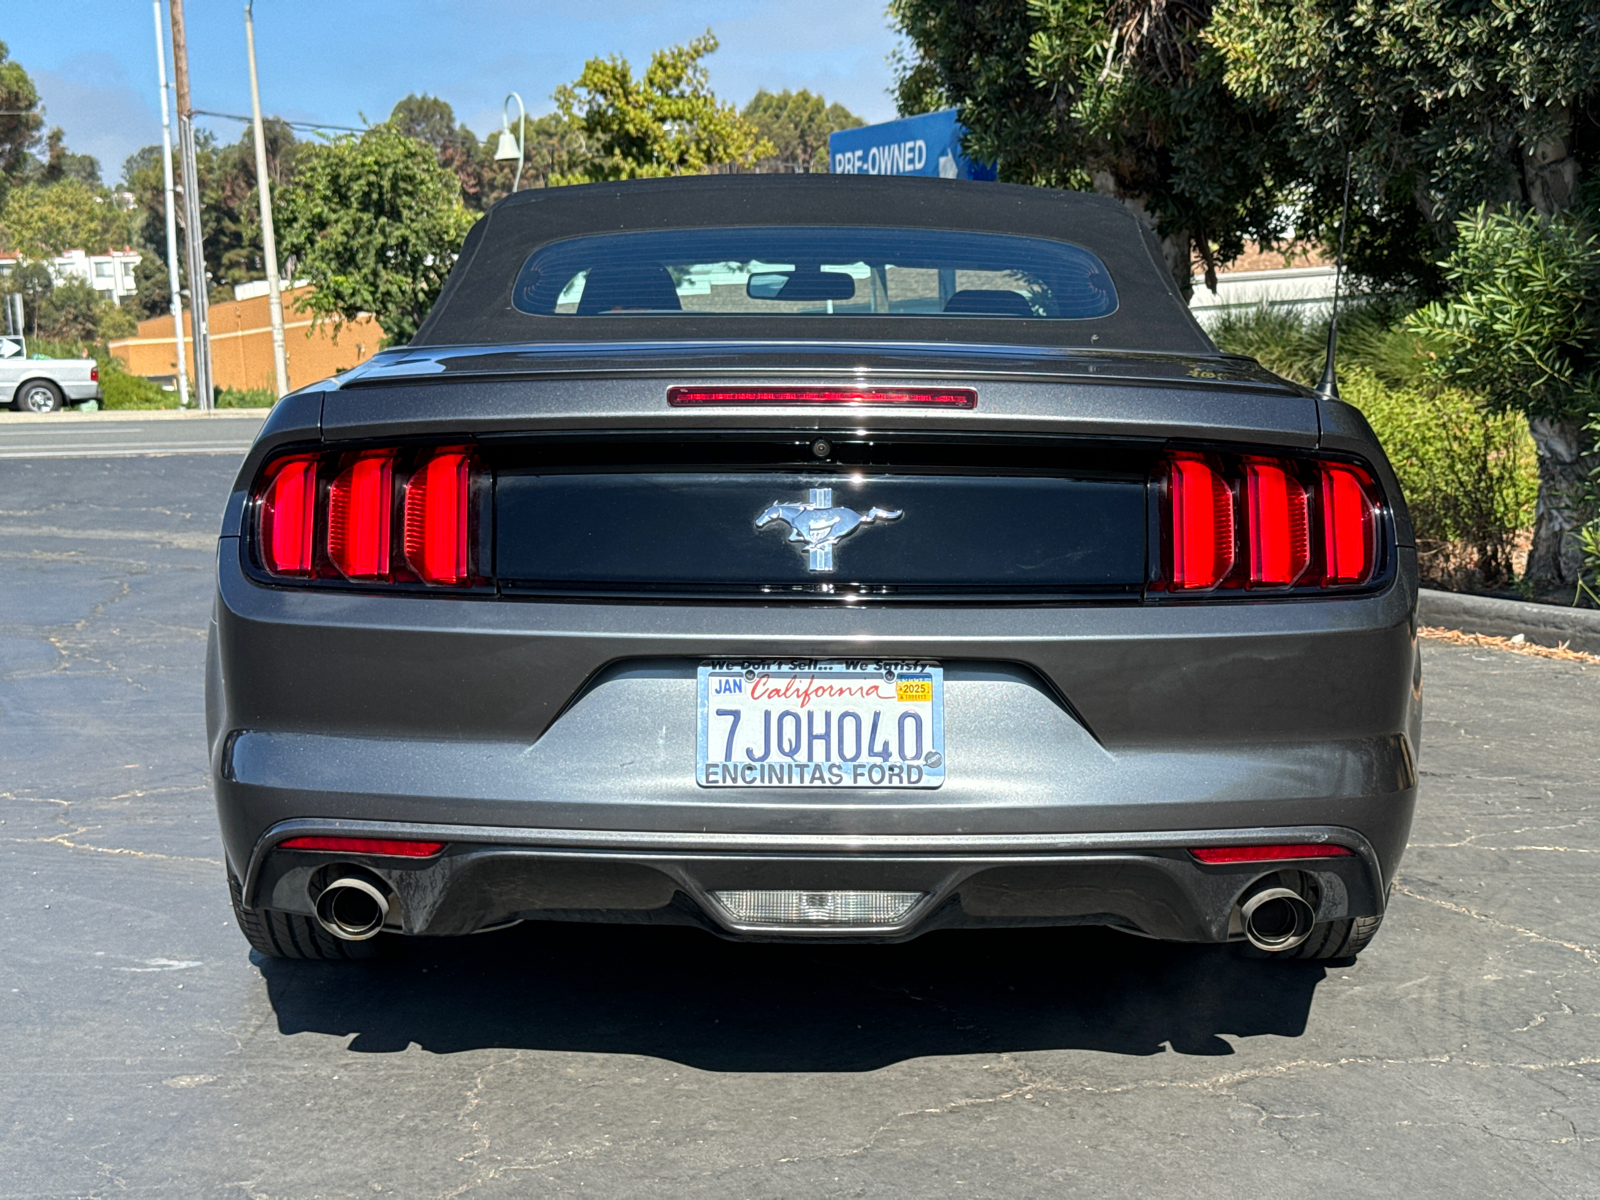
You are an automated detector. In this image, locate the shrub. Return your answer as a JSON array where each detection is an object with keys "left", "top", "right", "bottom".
[
  {"left": 216, "top": 387, "right": 276, "bottom": 409},
  {"left": 1213, "top": 306, "right": 1539, "bottom": 589},
  {"left": 1338, "top": 369, "right": 1537, "bottom": 589}
]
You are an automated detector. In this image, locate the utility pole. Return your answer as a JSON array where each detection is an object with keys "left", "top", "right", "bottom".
[
  {"left": 244, "top": 1, "right": 289, "bottom": 399},
  {"left": 169, "top": 0, "right": 215, "bottom": 410},
  {"left": 152, "top": 0, "right": 190, "bottom": 408}
]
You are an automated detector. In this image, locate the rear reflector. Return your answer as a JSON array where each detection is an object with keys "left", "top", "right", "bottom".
[
  {"left": 1320, "top": 463, "right": 1377, "bottom": 585},
  {"left": 257, "top": 454, "right": 318, "bottom": 577},
  {"left": 1245, "top": 459, "right": 1310, "bottom": 587},
  {"left": 404, "top": 448, "right": 472, "bottom": 585},
  {"left": 279, "top": 836, "right": 445, "bottom": 857},
  {"left": 1190, "top": 844, "right": 1354, "bottom": 864},
  {"left": 667, "top": 387, "right": 976, "bottom": 408},
  {"left": 1167, "top": 454, "right": 1235, "bottom": 590},
  {"left": 328, "top": 451, "right": 395, "bottom": 580}
]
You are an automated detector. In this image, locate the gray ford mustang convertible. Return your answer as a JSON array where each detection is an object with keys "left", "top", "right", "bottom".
[{"left": 208, "top": 175, "right": 1419, "bottom": 962}]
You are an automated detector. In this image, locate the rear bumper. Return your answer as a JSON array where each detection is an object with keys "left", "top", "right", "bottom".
[
  {"left": 210, "top": 540, "right": 1421, "bottom": 942},
  {"left": 243, "top": 821, "right": 1391, "bottom": 943}
]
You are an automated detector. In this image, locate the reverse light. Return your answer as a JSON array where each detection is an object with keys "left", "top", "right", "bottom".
[
  {"left": 1167, "top": 454, "right": 1235, "bottom": 590},
  {"left": 256, "top": 453, "right": 318, "bottom": 576},
  {"left": 279, "top": 836, "right": 445, "bottom": 857},
  {"left": 1244, "top": 459, "right": 1310, "bottom": 587},
  {"left": 404, "top": 448, "right": 473, "bottom": 585},
  {"left": 1190, "top": 844, "right": 1354, "bottom": 864},
  {"left": 328, "top": 450, "right": 396, "bottom": 580},
  {"left": 667, "top": 387, "right": 976, "bottom": 408}
]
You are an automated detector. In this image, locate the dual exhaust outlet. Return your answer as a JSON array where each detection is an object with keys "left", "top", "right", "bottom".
[{"left": 309, "top": 867, "right": 1318, "bottom": 950}]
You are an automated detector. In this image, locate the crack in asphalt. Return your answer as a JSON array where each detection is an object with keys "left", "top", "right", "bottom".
[{"left": 1393, "top": 884, "right": 1600, "bottom": 966}]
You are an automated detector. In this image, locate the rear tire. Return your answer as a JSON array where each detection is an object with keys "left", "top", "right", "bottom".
[
  {"left": 228, "top": 872, "right": 384, "bottom": 960},
  {"left": 14, "top": 379, "right": 64, "bottom": 413},
  {"left": 1283, "top": 911, "right": 1384, "bottom": 960}
]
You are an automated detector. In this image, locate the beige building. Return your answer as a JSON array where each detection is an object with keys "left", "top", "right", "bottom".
[{"left": 109, "top": 284, "right": 384, "bottom": 393}]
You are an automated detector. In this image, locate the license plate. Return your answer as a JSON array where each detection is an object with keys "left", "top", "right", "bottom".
[{"left": 697, "top": 659, "right": 945, "bottom": 788}]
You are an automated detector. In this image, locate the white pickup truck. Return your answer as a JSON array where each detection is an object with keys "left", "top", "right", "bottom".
[{"left": 0, "top": 335, "right": 103, "bottom": 412}]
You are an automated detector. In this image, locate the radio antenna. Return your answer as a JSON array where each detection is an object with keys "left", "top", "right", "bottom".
[{"left": 1315, "top": 152, "right": 1353, "bottom": 401}]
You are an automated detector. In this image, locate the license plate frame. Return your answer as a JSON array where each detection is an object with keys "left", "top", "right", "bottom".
[{"left": 696, "top": 659, "right": 945, "bottom": 789}]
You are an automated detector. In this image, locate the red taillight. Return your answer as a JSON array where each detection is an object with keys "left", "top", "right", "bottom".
[
  {"left": 327, "top": 451, "right": 395, "bottom": 581},
  {"left": 667, "top": 387, "right": 977, "bottom": 408},
  {"left": 1158, "top": 451, "right": 1380, "bottom": 593},
  {"left": 404, "top": 448, "right": 472, "bottom": 585},
  {"left": 257, "top": 454, "right": 318, "bottom": 577},
  {"left": 1320, "top": 463, "right": 1377, "bottom": 585},
  {"left": 279, "top": 836, "right": 445, "bottom": 857},
  {"left": 1167, "top": 454, "right": 1235, "bottom": 590},
  {"left": 90, "top": 365, "right": 100, "bottom": 382},
  {"left": 1190, "top": 844, "right": 1354, "bottom": 864},
  {"left": 1244, "top": 459, "right": 1310, "bottom": 587}
]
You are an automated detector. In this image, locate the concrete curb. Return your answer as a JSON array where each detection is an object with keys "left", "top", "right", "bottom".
[
  {"left": 0, "top": 409, "right": 270, "bottom": 422},
  {"left": 1419, "top": 587, "right": 1600, "bottom": 654}
]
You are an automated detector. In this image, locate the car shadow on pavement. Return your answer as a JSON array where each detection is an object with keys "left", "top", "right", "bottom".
[{"left": 259, "top": 919, "right": 1334, "bottom": 1070}]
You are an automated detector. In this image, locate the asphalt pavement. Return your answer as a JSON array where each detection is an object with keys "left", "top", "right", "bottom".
[
  {"left": 2, "top": 438, "right": 1597, "bottom": 1198},
  {"left": 0, "top": 410, "right": 266, "bottom": 460}
]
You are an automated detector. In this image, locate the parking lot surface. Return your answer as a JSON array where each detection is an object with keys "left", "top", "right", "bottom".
[{"left": 2, "top": 448, "right": 1597, "bottom": 1198}]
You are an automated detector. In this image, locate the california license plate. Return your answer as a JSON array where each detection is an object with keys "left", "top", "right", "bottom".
[{"left": 697, "top": 659, "right": 945, "bottom": 788}]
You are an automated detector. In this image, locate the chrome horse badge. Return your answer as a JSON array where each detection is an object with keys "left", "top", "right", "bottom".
[{"left": 755, "top": 488, "right": 902, "bottom": 572}]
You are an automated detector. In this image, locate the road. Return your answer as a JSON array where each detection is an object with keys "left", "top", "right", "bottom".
[
  {"left": 2, "top": 432, "right": 1597, "bottom": 1198},
  {"left": 0, "top": 410, "right": 265, "bottom": 460}
]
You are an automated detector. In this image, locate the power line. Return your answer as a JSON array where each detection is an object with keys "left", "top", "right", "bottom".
[{"left": 191, "top": 107, "right": 365, "bottom": 134}]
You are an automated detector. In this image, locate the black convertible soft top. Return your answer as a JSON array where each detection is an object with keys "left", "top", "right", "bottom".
[{"left": 412, "top": 174, "right": 1215, "bottom": 355}]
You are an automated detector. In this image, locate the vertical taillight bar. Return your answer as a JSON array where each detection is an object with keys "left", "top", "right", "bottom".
[
  {"left": 1167, "top": 454, "right": 1235, "bottom": 590},
  {"left": 1320, "top": 463, "right": 1377, "bottom": 585},
  {"left": 257, "top": 454, "right": 317, "bottom": 577},
  {"left": 404, "top": 448, "right": 473, "bottom": 585},
  {"left": 327, "top": 451, "right": 396, "bottom": 581},
  {"left": 1244, "top": 460, "right": 1310, "bottom": 587},
  {"left": 1157, "top": 451, "right": 1380, "bottom": 594}
]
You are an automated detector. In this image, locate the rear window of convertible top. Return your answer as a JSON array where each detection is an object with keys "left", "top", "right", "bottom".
[{"left": 510, "top": 226, "right": 1118, "bottom": 320}]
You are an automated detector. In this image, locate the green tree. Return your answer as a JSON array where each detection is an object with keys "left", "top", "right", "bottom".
[
  {"left": 1407, "top": 205, "right": 1600, "bottom": 598},
  {"left": 1206, "top": 0, "right": 1600, "bottom": 596},
  {"left": 741, "top": 89, "right": 863, "bottom": 173},
  {"left": 1208, "top": 0, "right": 1600, "bottom": 293},
  {"left": 515, "top": 112, "right": 594, "bottom": 192},
  {"left": 0, "top": 178, "right": 130, "bottom": 258},
  {"left": 889, "top": 0, "right": 1296, "bottom": 292},
  {"left": 553, "top": 32, "right": 773, "bottom": 182},
  {"left": 276, "top": 124, "right": 474, "bottom": 345},
  {"left": 389, "top": 94, "right": 501, "bottom": 209},
  {"left": 0, "top": 41, "right": 44, "bottom": 197}
]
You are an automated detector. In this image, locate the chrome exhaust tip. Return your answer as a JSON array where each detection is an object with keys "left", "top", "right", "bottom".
[
  {"left": 1240, "top": 886, "right": 1315, "bottom": 952},
  {"left": 313, "top": 876, "right": 390, "bottom": 941}
]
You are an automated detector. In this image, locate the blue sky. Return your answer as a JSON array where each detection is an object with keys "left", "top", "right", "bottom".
[{"left": 6, "top": 1, "right": 905, "bottom": 183}]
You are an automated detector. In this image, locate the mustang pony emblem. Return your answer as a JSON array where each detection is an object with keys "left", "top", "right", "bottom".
[{"left": 755, "top": 488, "right": 902, "bottom": 572}]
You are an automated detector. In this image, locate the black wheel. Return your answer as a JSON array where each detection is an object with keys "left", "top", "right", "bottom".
[
  {"left": 1283, "top": 911, "right": 1384, "bottom": 960},
  {"left": 228, "top": 872, "right": 383, "bottom": 960},
  {"left": 14, "top": 379, "right": 64, "bottom": 413}
]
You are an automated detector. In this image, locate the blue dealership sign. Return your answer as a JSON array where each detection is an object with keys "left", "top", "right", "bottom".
[{"left": 828, "top": 109, "right": 996, "bottom": 181}]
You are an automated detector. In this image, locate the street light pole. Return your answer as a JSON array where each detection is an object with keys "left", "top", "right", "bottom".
[
  {"left": 494, "top": 92, "right": 526, "bottom": 193},
  {"left": 169, "top": 0, "right": 214, "bottom": 409},
  {"left": 151, "top": 0, "right": 190, "bottom": 408},
  {"left": 244, "top": 0, "right": 289, "bottom": 399}
]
